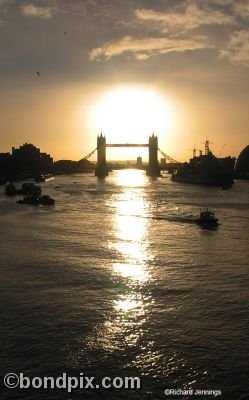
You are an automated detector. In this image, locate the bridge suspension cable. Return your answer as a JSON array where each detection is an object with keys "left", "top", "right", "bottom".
[
  {"left": 82, "top": 147, "right": 97, "bottom": 160},
  {"left": 82, "top": 146, "right": 180, "bottom": 164},
  {"left": 158, "top": 148, "right": 180, "bottom": 164}
]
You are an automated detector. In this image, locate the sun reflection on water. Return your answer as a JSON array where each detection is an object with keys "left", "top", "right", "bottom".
[
  {"left": 80, "top": 170, "right": 153, "bottom": 357},
  {"left": 107, "top": 169, "right": 153, "bottom": 348},
  {"left": 113, "top": 263, "right": 149, "bottom": 282},
  {"left": 116, "top": 215, "right": 146, "bottom": 242},
  {"left": 114, "top": 296, "right": 143, "bottom": 314},
  {"left": 110, "top": 170, "right": 151, "bottom": 285},
  {"left": 113, "top": 168, "right": 148, "bottom": 188}
]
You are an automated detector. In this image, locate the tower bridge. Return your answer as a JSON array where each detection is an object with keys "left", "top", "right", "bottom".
[
  {"left": 95, "top": 133, "right": 160, "bottom": 178},
  {"left": 82, "top": 134, "right": 179, "bottom": 178}
]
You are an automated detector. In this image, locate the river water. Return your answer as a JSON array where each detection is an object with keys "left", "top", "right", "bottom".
[{"left": 0, "top": 170, "right": 248, "bottom": 400}]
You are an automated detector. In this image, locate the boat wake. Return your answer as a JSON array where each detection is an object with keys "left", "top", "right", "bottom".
[{"left": 151, "top": 215, "right": 196, "bottom": 224}]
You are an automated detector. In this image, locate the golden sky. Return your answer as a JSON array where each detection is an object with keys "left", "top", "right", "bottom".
[{"left": 0, "top": 0, "right": 249, "bottom": 161}]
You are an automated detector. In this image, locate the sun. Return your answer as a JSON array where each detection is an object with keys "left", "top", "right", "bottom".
[{"left": 91, "top": 86, "right": 173, "bottom": 144}]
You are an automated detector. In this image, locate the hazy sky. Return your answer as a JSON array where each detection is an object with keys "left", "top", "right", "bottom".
[{"left": 0, "top": 0, "right": 249, "bottom": 161}]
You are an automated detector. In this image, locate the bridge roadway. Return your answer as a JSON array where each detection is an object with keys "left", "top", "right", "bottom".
[{"left": 106, "top": 144, "right": 149, "bottom": 147}]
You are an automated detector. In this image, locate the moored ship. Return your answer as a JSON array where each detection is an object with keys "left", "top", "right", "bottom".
[{"left": 172, "top": 140, "right": 236, "bottom": 188}]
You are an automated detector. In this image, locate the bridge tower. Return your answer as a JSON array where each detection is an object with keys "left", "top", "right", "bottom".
[
  {"left": 147, "top": 134, "right": 160, "bottom": 177},
  {"left": 95, "top": 133, "right": 108, "bottom": 178}
]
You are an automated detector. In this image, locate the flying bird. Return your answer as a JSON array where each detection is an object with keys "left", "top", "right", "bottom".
[{"left": 36, "top": 71, "right": 40, "bottom": 77}]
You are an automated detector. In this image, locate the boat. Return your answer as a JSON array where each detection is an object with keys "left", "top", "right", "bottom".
[
  {"left": 34, "top": 174, "right": 54, "bottom": 183},
  {"left": 16, "top": 194, "right": 55, "bottom": 206},
  {"left": 196, "top": 209, "right": 219, "bottom": 227},
  {"left": 16, "top": 195, "right": 40, "bottom": 205},
  {"left": 39, "top": 195, "right": 55, "bottom": 205},
  {"left": 5, "top": 182, "right": 17, "bottom": 196},
  {"left": 6, "top": 182, "right": 42, "bottom": 196},
  {"left": 34, "top": 174, "right": 46, "bottom": 183},
  {"left": 16, "top": 182, "right": 42, "bottom": 196},
  {"left": 172, "top": 140, "right": 236, "bottom": 188}
]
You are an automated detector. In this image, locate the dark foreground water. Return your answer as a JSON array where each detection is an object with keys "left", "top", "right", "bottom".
[{"left": 0, "top": 170, "right": 248, "bottom": 400}]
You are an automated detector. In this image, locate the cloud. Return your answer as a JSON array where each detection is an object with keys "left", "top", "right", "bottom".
[
  {"left": 208, "top": 0, "right": 233, "bottom": 5},
  {"left": 220, "top": 30, "right": 249, "bottom": 65},
  {"left": 20, "top": 3, "right": 56, "bottom": 19},
  {"left": 135, "top": 4, "right": 235, "bottom": 32},
  {"left": 0, "top": 0, "right": 15, "bottom": 24},
  {"left": 208, "top": 0, "right": 249, "bottom": 19},
  {"left": 89, "top": 35, "right": 209, "bottom": 61},
  {"left": 86, "top": 0, "right": 248, "bottom": 67},
  {"left": 232, "top": 0, "right": 249, "bottom": 19}
]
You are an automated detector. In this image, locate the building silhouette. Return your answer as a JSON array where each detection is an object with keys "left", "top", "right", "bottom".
[
  {"left": 0, "top": 143, "right": 53, "bottom": 180},
  {"left": 137, "top": 156, "right": 142, "bottom": 168},
  {"left": 235, "top": 145, "right": 249, "bottom": 179},
  {"left": 11, "top": 143, "right": 53, "bottom": 174}
]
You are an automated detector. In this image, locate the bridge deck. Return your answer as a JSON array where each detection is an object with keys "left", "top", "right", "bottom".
[{"left": 106, "top": 144, "right": 149, "bottom": 147}]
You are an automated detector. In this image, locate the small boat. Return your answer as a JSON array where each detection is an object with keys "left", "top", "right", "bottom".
[
  {"left": 196, "top": 209, "right": 219, "bottom": 227},
  {"left": 39, "top": 195, "right": 55, "bottom": 205},
  {"left": 16, "top": 194, "right": 55, "bottom": 206},
  {"left": 34, "top": 174, "right": 46, "bottom": 183},
  {"left": 16, "top": 182, "right": 41, "bottom": 196},
  {"left": 5, "top": 182, "right": 17, "bottom": 196},
  {"left": 16, "top": 195, "right": 40, "bottom": 205}
]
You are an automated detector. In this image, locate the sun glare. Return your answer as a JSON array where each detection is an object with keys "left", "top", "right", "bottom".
[{"left": 91, "top": 86, "right": 173, "bottom": 144}]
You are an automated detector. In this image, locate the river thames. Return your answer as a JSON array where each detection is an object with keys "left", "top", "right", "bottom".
[{"left": 0, "top": 170, "right": 248, "bottom": 399}]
